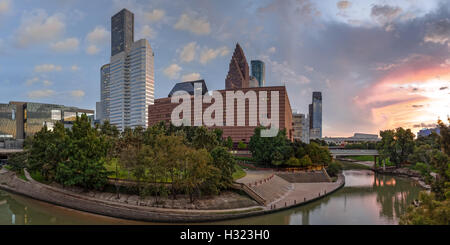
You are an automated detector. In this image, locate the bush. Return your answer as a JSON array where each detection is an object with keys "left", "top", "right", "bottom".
[
  {"left": 286, "top": 157, "right": 301, "bottom": 166},
  {"left": 327, "top": 161, "right": 343, "bottom": 177},
  {"left": 299, "top": 155, "right": 312, "bottom": 167}
]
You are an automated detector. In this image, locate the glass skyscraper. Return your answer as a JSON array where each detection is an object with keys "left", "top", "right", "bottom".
[
  {"left": 309, "top": 92, "right": 322, "bottom": 139},
  {"left": 251, "top": 60, "right": 265, "bottom": 87},
  {"left": 100, "top": 9, "right": 155, "bottom": 131},
  {"left": 111, "top": 9, "right": 134, "bottom": 56}
]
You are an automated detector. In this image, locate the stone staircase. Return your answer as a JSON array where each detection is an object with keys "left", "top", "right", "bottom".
[{"left": 249, "top": 175, "right": 293, "bottom": 205}]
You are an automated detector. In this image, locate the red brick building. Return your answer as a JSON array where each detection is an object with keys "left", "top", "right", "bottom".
[{"left": 148, "top": 86, "right": 293, "bottom": 144}]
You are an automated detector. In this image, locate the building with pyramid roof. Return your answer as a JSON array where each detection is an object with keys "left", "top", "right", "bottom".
[{"left": 225, "top": 43, "right": 250, "bottom": 89}]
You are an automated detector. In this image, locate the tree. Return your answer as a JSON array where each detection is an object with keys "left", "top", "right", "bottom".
[
  {"left": 299, "top": 155, "right": 312, "bottom": 168},
  {"left": 237, "top": 141, "right": 247, "bottom": 150},
  {"left": 438, "top": 117, "right": 450, "bottom": 155},
  {"left": 286, "top": 157, "right": 301, "bottom": 167},
  {"left": 378, "top": 128, "right": 415, "bottom": 168},
  {"left": 210, "top": 146, "right": 235, "bottom": 189},
  {"left": 249, "top": 127, "right": 290, "bottom": 167},
  {"left": 55, "top": 114, "right": 111, "bottom": 190},
  {"left": 224, "top": 136, "right": 233, "bottom": 150}
]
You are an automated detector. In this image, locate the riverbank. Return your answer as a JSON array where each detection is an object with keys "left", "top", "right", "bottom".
[
  {"left": 0, "top": 167, "right": 345, "bottom": 223},
  {"left": 338, "top": 159, "right": 431, "bottom": 190}
]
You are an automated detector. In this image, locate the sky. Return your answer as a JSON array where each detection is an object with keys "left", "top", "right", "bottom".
[{"left": 0, "top": 0, "right": 449, "bottom": 137}]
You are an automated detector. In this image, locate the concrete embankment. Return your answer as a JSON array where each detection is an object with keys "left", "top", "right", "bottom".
[{"left": 0, "top": 168, "right": 345, "bottom": 223}]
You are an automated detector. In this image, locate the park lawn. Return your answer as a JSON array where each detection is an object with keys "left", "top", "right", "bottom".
[
  {"left": 232, "top": 164, "right": 246, "bottom": 180},
  {"left": 104, "top": 158, "right": 132, "bottom": 180},
  {"left": 335, "top": 160, "right": 372, "bottom": 170},
  {"left": 346, "top": 155, "right": 375, "bottom": 161}
]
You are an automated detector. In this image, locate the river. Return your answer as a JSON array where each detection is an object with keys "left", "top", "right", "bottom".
[{"left": 0, "top": 170, "right": 422, "bottom": 225}]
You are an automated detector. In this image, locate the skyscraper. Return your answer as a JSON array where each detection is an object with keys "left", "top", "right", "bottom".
[
  {"left": 111, "top": 9, "right": 134, "bottom": 56},
  {"left": 309, "top": 92, "right": 322, "bottom": 139},
  {"left": 99, "top": 64, "right": 110, "bottom": 121},
  {"left": 225, "top": 43, "right": 250, "bottom": 89},
  {"left": 99, "top": 9, "right": 154, "bottom": 131},
  {"left": 251, "top": 60, "right": 265, "bottom": 87},
  {"left": 292, "top": 113, "right": 309, "bottom": 143}
]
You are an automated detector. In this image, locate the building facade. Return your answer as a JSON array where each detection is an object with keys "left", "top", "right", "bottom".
[
  {"left": 0, "top": 102, "right": 93, "bottom": 140},
  {"left": 225, "top": 43, "right": 250, "bottom": 90},
  {"left": 251, "top": 60, "right": 265, "bottom": 87},
  {"left": 323, "top": 133, "right": 380, "bottom": 145},
  {"left": 149, "top": 86, "right": 294, "bottom": 143},
  {"left": 309, "top": 92, "right": 322, "bottom": 139},
  {"left": 99, "top": 9, "right": 154, "bottom": 131},
  {"left": 111, "top": 9, "right": 134, "bottom": 56},
  {"left": 292, "top": 113, "right": 309, "bottom": 143}
]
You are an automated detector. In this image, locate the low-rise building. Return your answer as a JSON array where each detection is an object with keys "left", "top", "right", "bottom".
[
  {"left": 0, "top": 101, "right": 94, "bottom": 141},
  {"left": 323, "top": 133, "right": 380, "bottom": 145},
  {"left": 149, "top": 85, "right": 294, "bottom": 144}
]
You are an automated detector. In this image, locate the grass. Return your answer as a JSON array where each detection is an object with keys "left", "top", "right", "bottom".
[
  {"left": 232, "top": 164, "right": 247, "bottom": 180},
  {"left": 345, "top": 155, "right": 375, "bottom": 161},
  {"left": 335, "top": 160, "right": 372, "bottom": 170},
  {"left": 17, "top": 169, "right": 28, "bottom": 181}
]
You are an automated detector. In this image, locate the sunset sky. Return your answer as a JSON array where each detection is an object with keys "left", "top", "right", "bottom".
[{"left": 0, "top": 0, "right": 449, "bottom": 137}]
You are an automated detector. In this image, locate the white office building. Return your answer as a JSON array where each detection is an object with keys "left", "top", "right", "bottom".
[{"left": 99, "top": 9, "right": 154, "bottom": 131}]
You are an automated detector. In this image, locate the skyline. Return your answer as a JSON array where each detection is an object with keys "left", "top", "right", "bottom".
[{"left": 0, "top": 0, "right": 449, "bottom": 137}]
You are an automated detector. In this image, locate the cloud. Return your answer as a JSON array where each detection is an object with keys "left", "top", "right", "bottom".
[
  {"left": 71, "top": 65, "right": 80, "bottom": 71},
  {"left": 413, "top": 123, "right": 437, "bottom": 128},
  {"left": 143, "top": 9, "right": 165, "bottom": 22},
  {"left": 268, "top": 47, "right": 276, "bottom": 54},
  {"left": 371, "top": 4, "right": 402, "bottom": 31},
  {"left": 181, "top": 73, "right": 201, "bottom": 82},
  {"left": 86, "top": 26, "right": 109, "bottom": 44},
  {"left": 163, "top": 64, "right": 182, "bottom": 79},
  {"left": 337, "top": 1, "right": 351, "bottom": 10},
  {"left": 86, "top": 26, "right": 109, "bottom": 55},
  {"left": 28, "top": 89, "right": 55, "bottom": 99},
  {"left": 424, "top": 18, "right": 450, "bottom": 46},
  {"left": 42, "top": 80, "right": 52, "bottom": 86},
  {"left": 50, "top": 38, "right": 79, "bottom": 52},
  {"left": 15, "top": 10, "right": 65, "bottom": 48},
  {"left": 86, "top": 45, "right": 99, "bottom": 55},
  {"left": 304, "top": 65, "right": 314, "bottom": 72},
  {"left": 0, "top": 0, "right": 11, "bottom": 16},
  {"left": 200, "top": 46, "right": 229, "bottom": 64},
  {"left": 71, "top": 90, "right": 85, "bottom": 98},
  {"left": 139, "top": 25, "right": 156, "bottom": 39},
  {"left": 34, "top": 64, "right": 62, "bottom": 73},
  {"left": 180, "top": 42, "right": 197, "bottom": 63},
  {"left": 174, "top": 13, "right": 211, "bottom": 35},
  {"left": 26, "top": 77, "right": 39, "bottom": 86}
]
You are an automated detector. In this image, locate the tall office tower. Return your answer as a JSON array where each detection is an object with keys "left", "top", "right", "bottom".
[
  {"left": 251, "top": 60, "right": 265, "bottom": 87},
  {"left": 308, "top": 104, "right": 313, "bottom": 129},
  {"left": 309, "top": 92, "right": 322, "bottom": 139},
  {"left": 111, "top": 9, "right": 134, "bottom": 56},
  {"left": 129, "top": 39, "right": 154, "bottom": 128},
  {"left": 99, "top": 64, "right": 110, "bottom": 122},
  {"left": 225, "top": 43, "right": 250, "bottom": 89},
  {"left": 104, "top": 9, "right": 154, "bottom": 131}
]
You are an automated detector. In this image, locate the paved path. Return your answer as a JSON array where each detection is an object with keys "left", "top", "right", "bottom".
[
  {"left": 268, "top": 180, "right": 343, "bottom": 209},
  {"left": 235, "top": 170, "right": 274, "bottom": 185}
]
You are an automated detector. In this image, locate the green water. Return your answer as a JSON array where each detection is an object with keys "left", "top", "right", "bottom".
[{"left": 0, "top": 170, "right": 422, "bottom": 225}]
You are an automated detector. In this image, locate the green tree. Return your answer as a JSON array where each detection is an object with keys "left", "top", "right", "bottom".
[
  {"left": 286, "top": 157, "right": 301, "bottom": 167},
  {"left": 438, "top": 117, "right": 450, "bottom": 155},
  {"left": 299, "top": 155, "right": 312, "bottom": 167},
  {"left": 55, "top": 114, "right": 111, "bottom": 190},
  {"left": 237, "top": 141, "right": 247, "bottom": 150},
  {"left": 224, "top": 136, "right": 233, "bottom": 150},
  {"left": 378, "top": 128, "right": 415, "bottom": 168},
  {"left": 210, "top": 146, "right": 235, "bottom": 189}
]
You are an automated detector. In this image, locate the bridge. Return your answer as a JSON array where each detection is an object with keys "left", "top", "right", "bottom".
[{"left": 329, "top": 149, "right": 379, "bottom": 166}]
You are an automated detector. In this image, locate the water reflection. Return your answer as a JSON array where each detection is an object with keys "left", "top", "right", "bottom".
[{"left": 0, "top": 170, "right": 422, "bottom": 225}]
